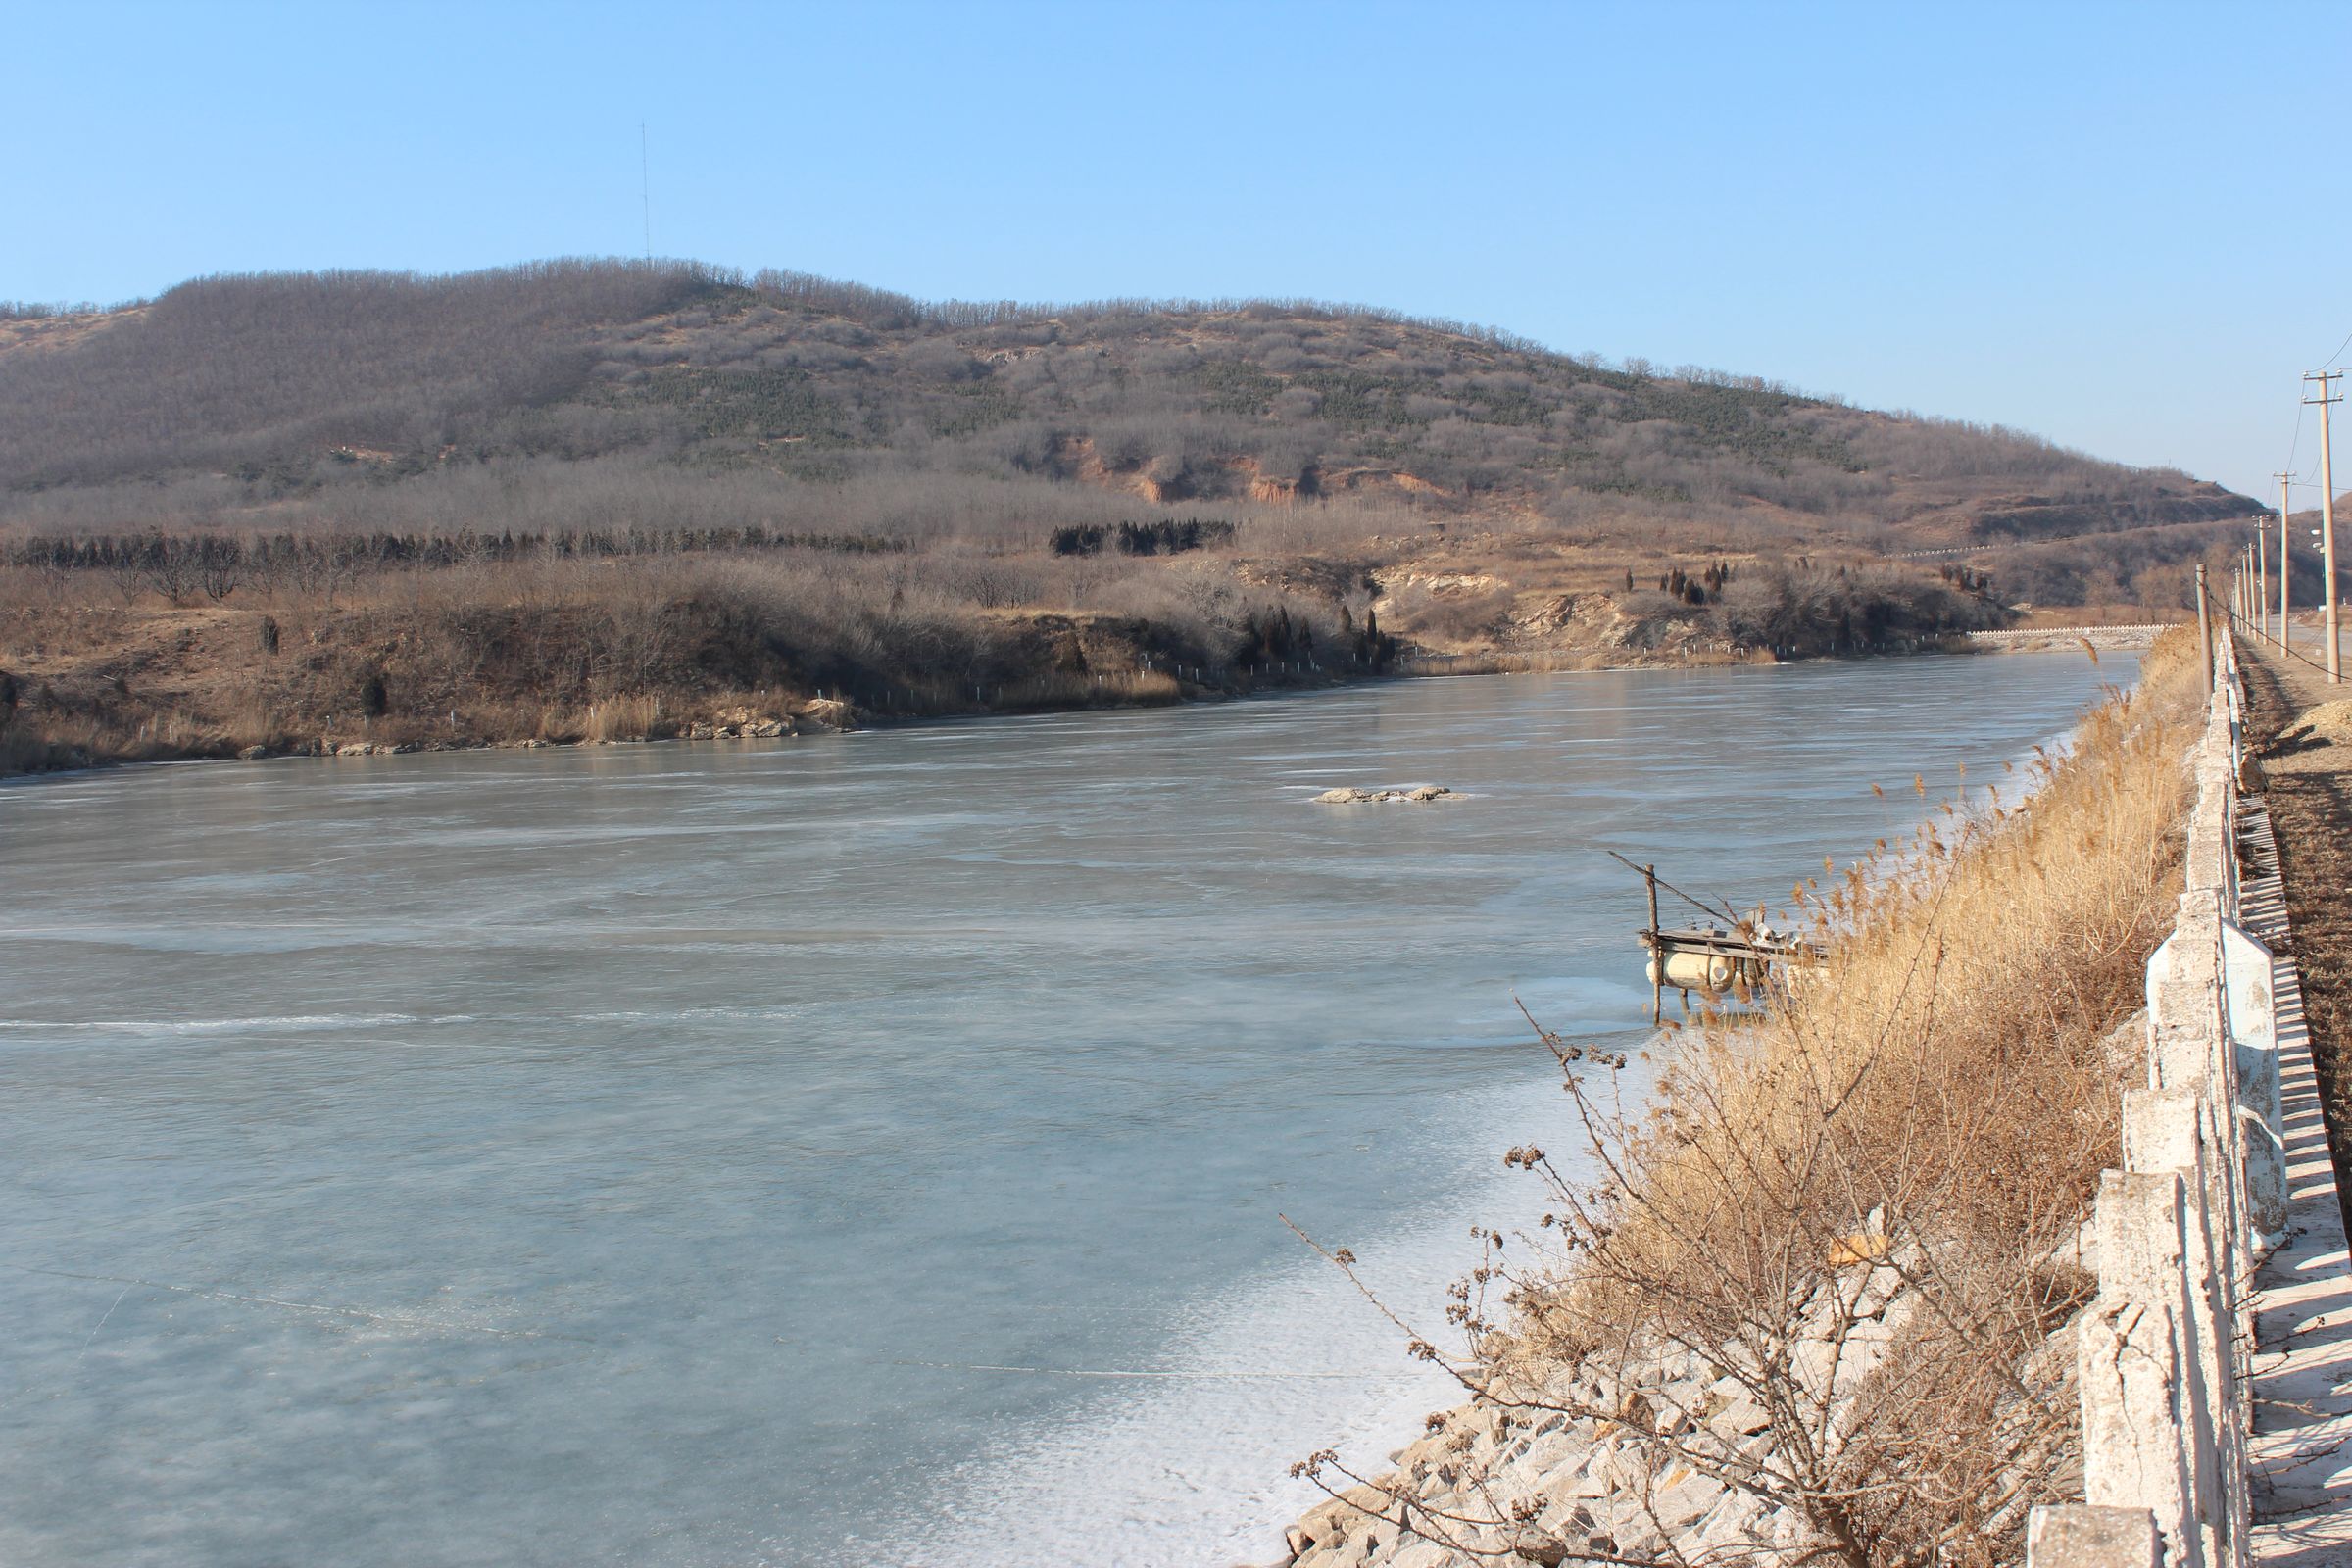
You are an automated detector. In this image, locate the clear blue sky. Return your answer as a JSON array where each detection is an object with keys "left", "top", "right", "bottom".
[{"left": 7, "top": 0, "right": 2347, "bottom": 502}]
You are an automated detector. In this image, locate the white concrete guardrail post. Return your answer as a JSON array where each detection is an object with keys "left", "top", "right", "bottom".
[
  {"left": 2075, "top": 1165, "right": 2224, "bottom": 1568},
  {"left": 2225, "top": 919, "right": 2287, "bottom": 1246},
  {"left": 2032, "top": 626, "right": 2276, "bottom": 1568},
  {"left": 2029, "top": 1507, "right": 2165, "bottom": 1568}
]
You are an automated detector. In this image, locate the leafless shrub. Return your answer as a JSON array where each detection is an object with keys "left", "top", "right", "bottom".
[{"left": 1382, "top": 578, "right": 1519, "bottom": 646}]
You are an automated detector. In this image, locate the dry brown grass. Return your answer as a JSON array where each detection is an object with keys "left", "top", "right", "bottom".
[
  {"left": 579, "top": 694, "right": 663, "bottom": 742},
  {"left": 1517, "top": 629, "right": 2201, "bottom": 1559},
  {"left": 997, "top": 667, "right": 1186, "bottom": 708},
  {"left": 1607, "top": 637, "right": 2197, "bottom": 1284},
  {"left": 1291, "top": 631, "right": 2207, "bottom": 1566}
]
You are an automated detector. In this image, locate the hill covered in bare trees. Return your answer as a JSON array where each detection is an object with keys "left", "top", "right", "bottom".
[
  {"left": 0, "top": 259, "right": 2250, "bottom": 542},
  {"left": 0, "top": 260, "right": 2260, "bottom": 772}
]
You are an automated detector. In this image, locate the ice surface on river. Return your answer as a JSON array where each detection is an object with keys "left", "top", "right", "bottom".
[{"left": 0, "top": 655, "right": 2129, "bottom": 1567}]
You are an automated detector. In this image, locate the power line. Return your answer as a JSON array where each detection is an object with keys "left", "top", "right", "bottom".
[
  {"left": 2324, "top": 322, "right": 2352, "bottom": 371},
  {"left": 640, "top": 122, "right": 652, "bottom": 263},
  {"left": 2278, "top": 325, "right": 2352, "bottom": 484},
  {"left": 2209, "top": 576, "right": 2337, "bottom": 682}
]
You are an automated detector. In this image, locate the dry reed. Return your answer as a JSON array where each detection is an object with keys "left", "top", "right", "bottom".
[
  {"left": 1549, "top": 630, "right": 2199, "bottom": 1557},
  {"left": 1295, "top": 630, "right": 2207, "bottom": 1567},
  {"left": 580, "top": 694, "right": 662, "bottom": 742}
]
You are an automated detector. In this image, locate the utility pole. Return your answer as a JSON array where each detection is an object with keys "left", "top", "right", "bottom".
[
  {"left": 2196, "top": 563, "right": 2213, "bottom": 689},
  {"left": 2258, "top": 524, "right": 2268, "bottom": 641},
  {"left": 2307, "top": 370, "right": 2343, "bottom": 683},
  {"left": 2278, "top": 473, "right": 2295, "bottom": 654}
]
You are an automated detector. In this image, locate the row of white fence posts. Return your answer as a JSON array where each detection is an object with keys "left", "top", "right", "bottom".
[{"left": 2029, "top": 625, "right": 2288, "bottom": 1568}]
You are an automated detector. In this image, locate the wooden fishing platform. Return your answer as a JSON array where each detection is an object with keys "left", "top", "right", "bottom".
[{"left": 1619, "top": 854, "right": 1820, "bottom": 1018}]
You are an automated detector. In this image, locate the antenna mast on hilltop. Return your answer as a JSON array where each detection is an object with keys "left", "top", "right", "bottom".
[{"left": 640, "top": 122, "right": 653, "bottom": 263}]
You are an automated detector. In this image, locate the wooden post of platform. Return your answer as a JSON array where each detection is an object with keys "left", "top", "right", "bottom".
[{"left": 1646, "top": 862, "right": 1662, "bottom": 1023}]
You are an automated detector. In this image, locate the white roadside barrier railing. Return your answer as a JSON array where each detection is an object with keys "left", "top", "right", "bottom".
[
  {"left": 1969, "top": 624, "right": 2177, "bottom": 642},
  {"left": 2030, "top": 626, "right": 2289, "bottom": 1568}
]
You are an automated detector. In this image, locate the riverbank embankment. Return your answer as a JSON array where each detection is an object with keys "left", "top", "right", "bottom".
[
  {"left": 0, "top": 597, "right": 2128, "bottom": 784},
  {"left": 0, "top": 588, "right": 1341, "bottom": 776},
  {"left": 0, "top": 524, "right": 2061, "bottom": 781},
  {"left": 1269, "top": 629, "right": 2225, "bottom": 1567}
]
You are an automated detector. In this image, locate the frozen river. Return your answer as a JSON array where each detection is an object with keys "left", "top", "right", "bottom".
[{"left": 0, "top": 653, "right": 2128, "bottom": 1566}]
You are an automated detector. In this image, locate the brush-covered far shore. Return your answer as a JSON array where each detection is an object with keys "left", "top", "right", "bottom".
[
  {"left": 0, "top": 534, "right": 2196, "bottom": 781},
  {"left": 0, "top": 260, "right": 2266, "bottom": 778}
]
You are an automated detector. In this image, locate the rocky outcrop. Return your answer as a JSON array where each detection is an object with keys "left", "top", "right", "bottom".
[
  {"left": 1274, "top": 1256, "right": 2077, "bottom": 1568},
  {"left": 1277, "top": 1354, "right": 1810, "bottom": 1567},
  {"left": 687, "top": 717, "right": 792, "bottom": 739},
  {"left": 1312, "top": 786, "right": 1455, "bottom": 805}
]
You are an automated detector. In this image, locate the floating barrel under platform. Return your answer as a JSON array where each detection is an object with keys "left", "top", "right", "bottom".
[
  {"left": 1640, "top": 925, "right": 1815, "bottom": 1004},
  {"left": 1618, "top": 855, "right": 1818, "bottom": 1019}
]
